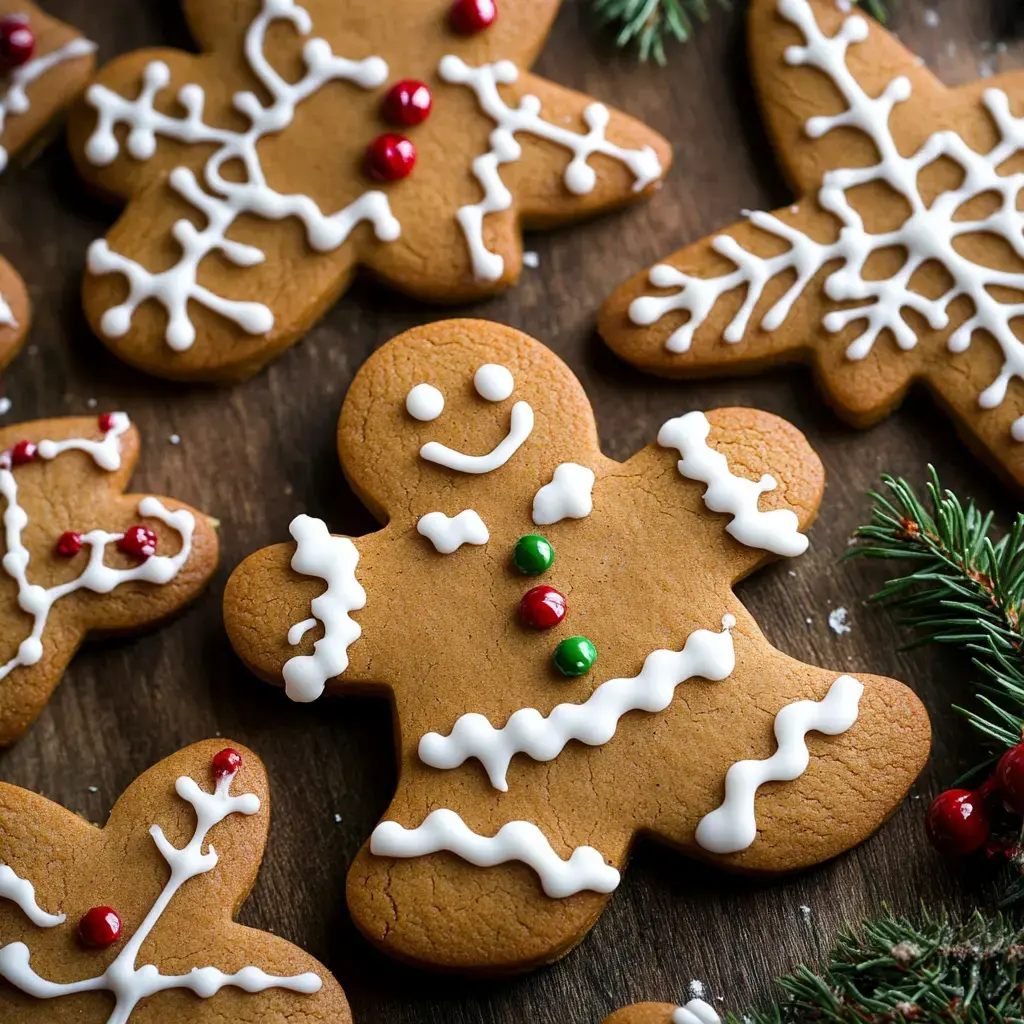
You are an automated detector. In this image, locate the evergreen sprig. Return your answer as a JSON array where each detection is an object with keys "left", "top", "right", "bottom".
[
  {"left": 847, "top": 468, "right": 1024, "bottom": 754},
  {"left": 728, "top": 909, "right": 1024, "bottom": 1023},
  {"left": 591, "top": 0, "right": 891, "bottom": 64}
]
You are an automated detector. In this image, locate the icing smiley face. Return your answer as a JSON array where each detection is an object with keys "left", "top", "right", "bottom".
[{"left": 406, "top": 362, "right": 535, "bottom": 476}]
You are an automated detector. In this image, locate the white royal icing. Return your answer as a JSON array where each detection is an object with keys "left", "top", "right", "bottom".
[
  {"left": 0, "top": 29, "right": 97, "bottom": 174},
  {"left": 673, "top": 1000, "right": 721, "bottom": 1024},
  {"left": 417, "top": 509, "right": 489, "bottom": 554},
  {"left": 658, "top": 411, "right": 808, "bottom": 558},
  {"left": 419, "top": 617, "right": 736, "bottom": 791},
  {"left": 438, "top": 54, "right": 663, "bottom": 282},
  {"left": 0, "top": 290, "right": 15, "bottom": 328},
  {"left": 532, "top": 462, "right": 595, "bottom": 526},
  {"left": 474, "top": 363, "right": 515, "bottom": 402},
  {"left": 370, "top": 808, "right": 621, "bottom": 898},
  {"left": 0, "top": 765, "right": 321, "bottom": 1018},
  {"left": 0, "top": 414, "right": 197, "bottom": 683},
  {"left": 84, "top": 0, "right": 399, "bottom": 353},
  {"left": 0, "top": 864, "right": 65, "bottom": 928},
  {"left": 406, "top": 383, "right": 445, "bottom": 422},
  {"left": 282, "top": 514, "right": 366, "bottom": 703},
  {"left": 695, "top": 674, "right": 864, "bottom": 854},
  {"left": 629, "top": 0, "right": 1024, "bottom": 444},
  {"left": 421, "top": 400, "right": 534, "bottom": 474}
]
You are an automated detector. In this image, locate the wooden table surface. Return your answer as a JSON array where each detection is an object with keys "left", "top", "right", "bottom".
[{"left": 1, "top": 1, "right": 1016, "bottom": 1021}]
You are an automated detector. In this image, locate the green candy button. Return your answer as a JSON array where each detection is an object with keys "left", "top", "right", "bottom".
[
  {"left": 553, "top": 636, "right": 597, "bottom": 677},
  {"left": 513, "top": 534, "right": 554, "bottom": 576}
]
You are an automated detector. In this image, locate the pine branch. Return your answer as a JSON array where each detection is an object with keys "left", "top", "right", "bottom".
[
  {"left": 847, "top": 467, "right": 1024, "bottom": 754},
  {"left": 728, "top": 908, "right": 1024, "bottom": 1023},
  {"left": 590, "top": 0, "right": 891, "bottom": 64}
]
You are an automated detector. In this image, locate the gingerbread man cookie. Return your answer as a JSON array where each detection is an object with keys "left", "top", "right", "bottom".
[
  {"left": 0, "top": 256, "right": 29, "bottom": 373},
  {"left": 0, "top": 740, "right": 353, "bottom": 1023},
  {"left": 600, "top": 0, "right": 1024, "bottom": 490},
  {"left": 0, "top": 413, "right": 219, "bottom": 745},
  {"left": 224, "top": 319, "right": 930, "bottom": 974},
  {"left": 604, "top": 1002, "right": 720, "bottom": 1024},
  {"left": 67, "top": 0, "right": 671, "bottom": 384}
]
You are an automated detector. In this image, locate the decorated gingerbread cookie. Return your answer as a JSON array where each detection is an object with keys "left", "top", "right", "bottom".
[
  {"left": 224, "top": 319, "right": 930, "bottom": 974},
  {"left": 0, "top": 739, "right": 353, "bottom": 1022},
  {"left": 0, "top": 255, "right": 29, "bottom": 373},
  {"left": 66, "top": 0, "right": 671, "bottom": 383},
  {"left": 604, "top": 1002, "right": 720, "bottom": 1024},
  {"left": 0, "top": 1, "right": 95, "bottom": 173},
  {"left": 0, "top": 413, "right": 219, "bottom": 745},
  {"left": 600, "top": 0, "right": 1024, "bottom": 489}
]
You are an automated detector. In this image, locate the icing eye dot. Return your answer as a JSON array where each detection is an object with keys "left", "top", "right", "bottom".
[
  {"left": 474, "top": 364, "right": 514, "bottom": 402},
  {"left": 406, "top": 383, "right": 445, "bottom": 422}
]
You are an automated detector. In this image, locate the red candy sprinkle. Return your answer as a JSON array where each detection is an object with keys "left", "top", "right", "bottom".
[
  {"left": 118, "top": 525, "right": 157, "bottom": 560},
  {"left": 98, "top": 413, "right": 118, "bottom": 433},
  {"left": 212, "top": 747, "right": 243, "bottom": 779},
  {"left": 10, "top": 440, "right": 37, "bottom": 465},
  {"left": 925, "top": 788, "right": 991, "bottom": 857},
  {"left": 996, "top": 742, "right": 1024, "bottom": 816},
  {"left": 519, "top": 584, "right": 567, "bottom": 630},
  {"left": 55, "top": 531, "right": 84, "bottom": 558},
  {"left": 449, "top": 0, "right": 497, "bottom": 34},
  {"left": 365, "top": 134, "right": 416, "bottom": 182},
  {"left": 0, "top": 15, "right": 35, "bottom": 71},
  {"left": 382, "top": 80, "right": 433, "bottom": 127},
  {"left": 78, "top": 906, "right": 122, "bottom": 949}
]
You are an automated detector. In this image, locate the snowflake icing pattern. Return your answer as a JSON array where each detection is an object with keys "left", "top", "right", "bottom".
[{"left": 629, "top": 0, "right": 1024, "bottom": 442}]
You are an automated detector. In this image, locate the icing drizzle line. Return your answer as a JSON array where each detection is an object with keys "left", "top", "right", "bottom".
[
  {"left": 282, "top": 515, "right": 366, "bottom": 703},
  {"left": 0, "top": 766, "right": 321, "bottom": 1019},
  {"left": 658, "top": 412, "right": 808, "bottom": 558},
  {"left": 420, "top": 617, "right": 736, "bottom": 791},
  {"left": 370, "top": 808, "right": 621, "bottom": 898},
  {"left": 84, "top": 0, "right": 399, "bottom": 352},
  {"left": 0, "top": 864, "right": 65, "bottom": 928},
  {"left": 630, "top": 0, "right": 1024, "bottom": 444},
  {"left": 438, "top": 55, "right": 663, "bottom": 283},
  {"left": 420, "top": 400, "right": 534, "bottom": 474},
  {"left": 695, "top": 674, "right": 864, "bottom": 854},
  {"left": 0, "top": 414, "right": 196, "bottom": 683},
  {"left": 0, "top": 34, "right": 97, "bottom": 173}
]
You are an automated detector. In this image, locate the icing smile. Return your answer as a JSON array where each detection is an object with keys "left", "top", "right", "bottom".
[{"left": 407, "top": 363, "right": 535, "bottom": 476}]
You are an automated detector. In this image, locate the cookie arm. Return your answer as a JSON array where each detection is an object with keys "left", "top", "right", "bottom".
[
  {"left": 0, "top": 256, "right": 30, "bottom": 372},
  {"left": 603, "top": 1005, "right": 679, "bottom": 1024}
]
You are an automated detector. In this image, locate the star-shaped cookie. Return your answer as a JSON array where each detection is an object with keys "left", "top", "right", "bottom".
[
  {"left": 0, "top": 740, "right": 353, "bottom": 1023},
  {"left": 600, "top": 0, "right": 1024, "bottom": 489},
  {"left": 224, "top": 319, "right": 930, "bottom": 974},
  {"left": 67, "top": 0, "right": 671, "bottom": 383},
  {"left": 0, "top": 414, "right": 219, "bottom": 745}
]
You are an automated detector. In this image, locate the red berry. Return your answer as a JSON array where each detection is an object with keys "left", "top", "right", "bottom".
[
  {"left": 365, "top": 134, "right": 416, "bottom": 182},
  {"left": 55, "top": 531, "right": 84, "bottom": 558},
  {"left": 118, "top": 525, "right": 157, "bottom": 559},
  {"left": 996, "top": 743, "right": 1024, "bottom": 816},
  {"left": 10, "top": 440, "right": 36, "bottom": 465},
  {"left": 382, "top": 80, "right": 433, "bottom": 127},
  {"left": 926, "top": 788, "right": 991, "bottom": 856},
  {"left": 0, "top": 16, "right": 35, "bottom": 71},
  {"left": 519, "top": 585, "right": 567, "bottom": 630},
  {"left": 98, "top": 413, "right": 118, "bottom": 433},
  {"left": 212, "top": 747, "right": 243, "bottom": 779},
  {"left": 449, "top": 0, "right": 497, "bottom": 34},
  {"left": 78, "top": 906, "right": 122, "bottom": 949}
]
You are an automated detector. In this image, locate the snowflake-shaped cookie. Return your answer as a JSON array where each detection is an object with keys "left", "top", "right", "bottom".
[
  {"left": 600, "top": 0, "right": 1024, "bottom": 489},
  {"left": 68, "top": 0, "right": 671, "bottom": 382},
  {"left": 224, "top": 319, "right": 930, "bottom": 974}
]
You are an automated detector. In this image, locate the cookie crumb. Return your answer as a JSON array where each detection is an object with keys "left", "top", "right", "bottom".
[
  {"left": 828, "top": 607, "right": 851, "bottom": 635},
  {"left": 798, "top": 904, "right": 812, "bottom": 922},
  {"left": 788, "top": 570, "right": 797, "bottom": 577},
  {"left": 523, "top": 251, "right": 540, "bottom": 269},
  {"left": 688, "top": 980, "right": 707, "bottom": 1001},
  {"left": 805, "top": 616, "right": 813, "bottom": 625},
  {"left": 333, "top": 813, "right": 343, "bottom": 823},
  {"left": 169, "top": 434, "right": 181, "bottom": 445},
  {"left": 86, "top": 785, "right": 99, "bottom": 793}
]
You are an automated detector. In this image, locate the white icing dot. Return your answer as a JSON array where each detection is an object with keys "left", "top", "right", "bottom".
[
  {"left": 406, "top": 384, "right": 445, "bottom": 422},
  {"left": 473, "top": 364, "right": 514, "bottom": 402}
]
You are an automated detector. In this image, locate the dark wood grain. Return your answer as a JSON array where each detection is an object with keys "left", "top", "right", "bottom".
[{"left": 0, "top": 1, "right": 1017, "bottom": 1021}]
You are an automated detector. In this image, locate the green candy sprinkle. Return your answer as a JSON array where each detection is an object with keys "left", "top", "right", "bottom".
[
  {"left": 513, "top": 534, "right": 554, "bottom": 576},
  {"left": 553, "top": 636, "right": 597, "bottom": 677}
]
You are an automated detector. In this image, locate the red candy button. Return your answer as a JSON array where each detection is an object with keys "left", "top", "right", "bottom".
[
  {"left": 382, "top": 80, "right": 432, "bottom": 127},
  {"left": 0, "top": 16, "right": 35, "bottom": 71},
  {"left": 212, "top": 747, "right": 243, "bottom": 780},
  {"left": 118, "top": 525, "right": 157, "bottom": 559},
  {"left": 55, "top": 531, "right": 84, "bottom": 558},
  {"left": 365, "top": 133, "right": 416, "bottom": 182},
  {"left": 519, "top": 585, "right": 566, "bottom": 630},
  {"left": 10, "top": 440, "right": 37, "bottom": 465},
  {"left": 449, "top": 0, "right": 497, "bottom": 34},
  {"left": 78, "top": 906, "right": 122, "bottom": 949}
]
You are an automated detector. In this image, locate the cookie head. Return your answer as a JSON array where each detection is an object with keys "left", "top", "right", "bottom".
[{"left": 339, "top": 319, "right": 600, "bottom": 524}]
